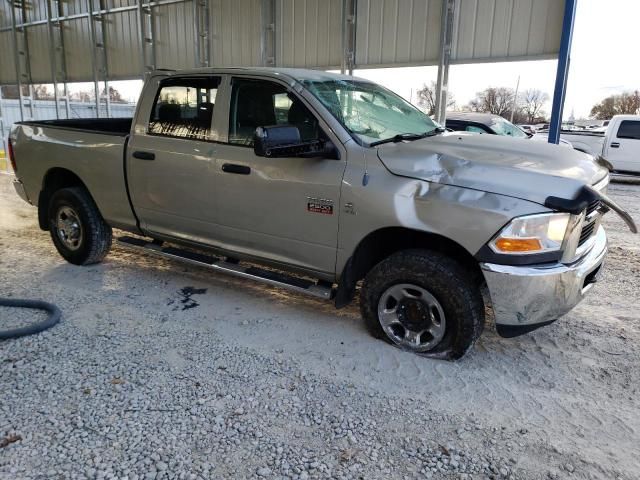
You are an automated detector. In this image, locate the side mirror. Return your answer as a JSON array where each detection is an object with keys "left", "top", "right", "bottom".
[{"left": 253, "top": 125, "right": 340, "bottom": 160}]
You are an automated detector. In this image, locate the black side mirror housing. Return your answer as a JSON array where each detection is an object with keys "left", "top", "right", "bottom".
[{"left": 253, "top": 125, "right": 340, "bottom": 160}]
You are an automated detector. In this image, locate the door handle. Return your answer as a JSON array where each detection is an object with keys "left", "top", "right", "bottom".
[
  {"left": 610, "top": 142, "right": 620, "bottom": 148},
  {"left": 133, "top": 150, "right": 156, "bottom": 160},
  {"left": 222, "top": 163, "right": 251, "bottom": 175}
]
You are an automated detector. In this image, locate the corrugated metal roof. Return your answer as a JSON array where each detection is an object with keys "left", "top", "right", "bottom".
[
  {"left": 451, "top": 0, "right": 564, "bottom": 63},
  {"left": 276, "top": 0, "right": 343, "bottom": 69},
  {"left": 210, "top": 0, "right": 262, "bottom": 67},
  {"left": 355, "top": 0, "right": 443, "bottom": 67},
  {"left": 0, "top": 0, "right": 567, "bottom": 85}
]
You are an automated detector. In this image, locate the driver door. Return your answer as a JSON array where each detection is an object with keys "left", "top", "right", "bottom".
[{"left": 213, "top": 76, "right": 346, "bottom": 275}]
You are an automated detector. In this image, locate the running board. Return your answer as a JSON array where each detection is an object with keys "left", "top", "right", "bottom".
[{"left": 117, "top": 236, "right": 333, "bottom": 300}]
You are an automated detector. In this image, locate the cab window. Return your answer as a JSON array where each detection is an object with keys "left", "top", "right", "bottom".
[
  {"left": 149, "top": 77, "right": 221, "bottom": 141},
  {"left": 465, "top": 125, "right": 486, "bottom": 134},
  {"left": 617, "top": 121, "right": 640, "bottom": 140},
  {"left": 228, "top": 78, "right": 320, "bottom": 146}
]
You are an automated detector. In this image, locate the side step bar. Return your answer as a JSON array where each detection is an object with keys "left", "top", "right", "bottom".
[{"left": 117, "top": 236, "right": 333, "bottom": 300}]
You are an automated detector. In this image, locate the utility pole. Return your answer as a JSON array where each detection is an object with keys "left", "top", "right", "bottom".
[{"left": 510, "top": 75, "right": 520, "bottom": 123}]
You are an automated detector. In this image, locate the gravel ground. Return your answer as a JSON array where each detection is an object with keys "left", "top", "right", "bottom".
[{"left": 1, "top": 174, "right": 639, "bottom": 480}]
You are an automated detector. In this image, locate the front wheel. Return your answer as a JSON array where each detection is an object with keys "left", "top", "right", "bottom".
[
  {"left": 360, "top": 249, "right": 484, "bottom": 360},
  {"left": 48, "top": 187, "right": 112, "bottom": 265}
]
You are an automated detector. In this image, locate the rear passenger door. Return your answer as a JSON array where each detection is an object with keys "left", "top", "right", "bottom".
[
  {"left": 127, "top": 76, "right": 223, "bottom": 244},
  {"left": 605, "top": 120, "right": 640, "bottom": 173}
]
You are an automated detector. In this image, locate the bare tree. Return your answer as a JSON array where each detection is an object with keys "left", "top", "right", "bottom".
[
  {"left": 520, "top": 89, "right": 549, "bottom": 123},
  {"left": 468, "top": 87, "right": 515, "bottom": 117},
  {"left": 590, "top": 91, "right": 640, "bottom": 119},
  {"left": 101, "top": 86, "right": 126, "bottom": 103},
  {"left": 415, "top": 81, "right": 455, "bottom": 116}
]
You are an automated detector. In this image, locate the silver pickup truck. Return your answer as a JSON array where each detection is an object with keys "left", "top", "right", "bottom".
[{"left": 8, "top": 68, "right": 637, "bottom": 360}]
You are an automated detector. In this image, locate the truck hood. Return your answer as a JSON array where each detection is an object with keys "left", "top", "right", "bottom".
[{"left": 376, "top": 132, "right": 608, "bottom": 205}]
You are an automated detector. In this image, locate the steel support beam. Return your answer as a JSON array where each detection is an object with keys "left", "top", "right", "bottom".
[
  {"left": 10, "top": 0, "right": 31, "bottom": 121},
  {"left": 46, "top": 0, "right": 60, "bottom": 118},
  {"left": 138, "top": 0, "right": 157, "bottom": 75},
  {"left": 0, "top": 86, "right": 6, "bottom": 170},
  {"left": 260, "top": 0, "right": 275, "bottom": 67},
  {"left": 548, "top": 0, "right": 577, "bottom": 144},
  {"left": 87, "top": 0, "right": 112, "bottom": 117},
  {"left": 194, "top": 0, "right": 210, "bottom": 67},
  {"left": 341, "top": 0, "right": 356, "bottom": 75},
  {"left": 434, "top": 0, "right": 456, "bottom": 124}
]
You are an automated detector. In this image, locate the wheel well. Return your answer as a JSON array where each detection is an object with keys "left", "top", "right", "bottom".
[
  {"left": 38, "top": 168, "right": 89, "bottom": 230},
  {"left": 335, "top": 227, "right": 484, "bottom": 308}
]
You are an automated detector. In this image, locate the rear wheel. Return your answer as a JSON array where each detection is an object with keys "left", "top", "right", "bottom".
[
  {"left": 360, "top": 249, "right": 484, "bottom": 360},
  {"left": 48, "top": 187, "right": 112, "bottom": 265}
]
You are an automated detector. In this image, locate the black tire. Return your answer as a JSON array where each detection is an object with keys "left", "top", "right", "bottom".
[
  {"left": 360, "top": 249, "right": 484, "bottom": 360},
  {"left": 48, "top": 187, "right": 112, "bottom": 265}
]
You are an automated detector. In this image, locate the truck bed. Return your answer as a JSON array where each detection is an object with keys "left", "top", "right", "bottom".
[
  {"left": 17, "top": 118, "right": 133, "bottom": 136},
  {"left": 11, "top": 119, "right": 137, "bottom": 231}
]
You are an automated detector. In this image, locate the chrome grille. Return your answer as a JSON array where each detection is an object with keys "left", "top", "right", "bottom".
[
  {"left": 578, "top": 221, "right": 596, "bottom": 247},
  {"left": 585, "top": 199, "right": 601, "bottom": 216},
  {"left": 577, "top": 200, "right": 601, "bottom": 248}
]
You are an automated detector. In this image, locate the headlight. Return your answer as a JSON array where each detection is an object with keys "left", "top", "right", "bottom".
[{"left": 489, "top": 213, "right": 570, "bottom": 255}]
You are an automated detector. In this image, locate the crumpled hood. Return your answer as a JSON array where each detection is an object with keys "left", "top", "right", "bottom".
[{"left": 376, "top": 132, "right": 608, "bottom": 205}]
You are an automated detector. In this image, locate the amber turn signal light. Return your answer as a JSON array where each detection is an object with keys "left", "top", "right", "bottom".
[{"left": 493, "top": 237, "right": 543, "bottom": 253}]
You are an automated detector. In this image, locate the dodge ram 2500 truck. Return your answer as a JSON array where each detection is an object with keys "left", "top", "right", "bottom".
[{"left": 8, "top": 68, "right": 637, "bottom": 360}]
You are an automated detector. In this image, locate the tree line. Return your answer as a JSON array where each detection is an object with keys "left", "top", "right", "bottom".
[
  {"left": 416, "top": 82, "right": 640, "bottom": 122},
  {"left": 1, "top": 84, "right": 128, "bottom": 103}
]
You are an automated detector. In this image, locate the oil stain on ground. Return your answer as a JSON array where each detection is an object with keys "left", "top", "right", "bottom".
[{"left": 167, "top": 286, "right": 207, "bottom": 311}]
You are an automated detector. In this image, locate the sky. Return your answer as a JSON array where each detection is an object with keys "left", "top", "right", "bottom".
[
  {"left": 353, "top": 0, "right": 640, "bottom": 120},
  {"left": 104, "top": 0, "right": 639, "bottom": 120}
]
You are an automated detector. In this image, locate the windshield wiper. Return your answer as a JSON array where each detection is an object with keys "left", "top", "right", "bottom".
[{"left": 369, "top": 128, "right": 444, "bottom": 147}]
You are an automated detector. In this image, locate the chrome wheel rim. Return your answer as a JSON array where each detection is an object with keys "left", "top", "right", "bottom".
[
  {"left": 55, "top": 206, "right": 83, "bottom": 251},
  {"left": 377, "top": 283, "right": 446, "bottom": 352}
]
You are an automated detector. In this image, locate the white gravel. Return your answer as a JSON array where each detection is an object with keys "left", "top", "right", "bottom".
[{"left": 1, "top": 174, "right": 639, "bottom": 479}]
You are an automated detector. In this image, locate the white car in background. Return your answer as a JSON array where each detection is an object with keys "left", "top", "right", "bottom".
[{"left": 538, "top": 115, "right": 640, "bottom": 173}]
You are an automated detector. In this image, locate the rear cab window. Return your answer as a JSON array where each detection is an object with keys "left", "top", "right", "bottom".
[
  {"left": 616, "top": 121, "right": 640, "bottom": 140},
  {"left": 149, "top": 77, "right": 221, "bottom": 141}
]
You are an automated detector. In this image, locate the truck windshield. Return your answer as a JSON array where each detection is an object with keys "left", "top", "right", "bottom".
[
  {"left": 490, "top": 117, "right": 528, "bottom": 138},
  {"left": 302, "top": 79, "right": 439, "bottom": 146}
]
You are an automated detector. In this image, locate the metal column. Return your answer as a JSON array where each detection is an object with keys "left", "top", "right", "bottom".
[
  {"left": 0, "top": 86, "right": 6, "bottom": 172},
  {"left": 434, "top": 0, "right": 456, "bottom": 124},
  {"left": 548, "top": 0, "right": 577, "bottom": 144},
  {"left": 194, "top": 0, "right": 210, "bottom": 67},
  {"left": 88, "top": 0, "right": 111, "bottom": 117},
  {"left": 138, "top": 0, "right": 157, "bottom": 75},
  {"left": 260, "top": 0, "right": 275, "bottom": 67},
  {"left": 10, "top": 0, "right": 33, "bottom": 121},
  {"left": 341, "top": 0, "right": 356, "bottom": 75}
]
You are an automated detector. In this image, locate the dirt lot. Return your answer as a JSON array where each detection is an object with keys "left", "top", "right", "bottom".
[{"left": 1, "top": 174, "right": 639, "bottom": 480}]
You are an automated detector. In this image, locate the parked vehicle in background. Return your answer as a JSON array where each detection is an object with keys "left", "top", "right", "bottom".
[
  {"left": 540, "top": 115, "right": 640, "bottom": 173},
  {"left": 518, "top": 124, "right": 537, "bottom": 134},
  {"left": 446, "top": 112, "right": 573, "bottom": 147},
  {"left": 8, "top": 68, "right": 637, "bottom": 360}
]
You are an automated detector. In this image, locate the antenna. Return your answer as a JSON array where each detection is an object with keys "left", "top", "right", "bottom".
[{"left": 362, "top": 149, "right": 369, "bottom": 186}]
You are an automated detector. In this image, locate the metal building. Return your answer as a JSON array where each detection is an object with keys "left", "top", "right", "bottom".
[{"left": 0, "top": 0, "right": 575, "bottom": 164}]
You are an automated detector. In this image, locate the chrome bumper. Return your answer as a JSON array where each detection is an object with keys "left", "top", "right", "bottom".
[
  {"left": 481, "top": 226, "right": 607, "bottom": 334},
  {"left": 12, "top": 179, "right": 30, "bottom": 204}
]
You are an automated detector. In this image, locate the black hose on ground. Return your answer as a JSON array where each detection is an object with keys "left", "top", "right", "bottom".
[{"left": 0, "top": 298, "right": 61, "bottom": 340}]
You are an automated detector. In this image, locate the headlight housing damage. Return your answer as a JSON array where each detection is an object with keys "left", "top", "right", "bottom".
[{"left": 489, "top": 213, "right": 570, "bottom": 255}]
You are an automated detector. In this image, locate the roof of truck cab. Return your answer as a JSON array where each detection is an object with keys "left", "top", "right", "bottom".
[{"left": 153, "top": 67, "right": 370, "bottom": 83}]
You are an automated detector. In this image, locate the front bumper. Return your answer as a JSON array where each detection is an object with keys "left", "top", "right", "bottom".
[{"left": 481, "top": 226, "right": 607, "bottom": 337}]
